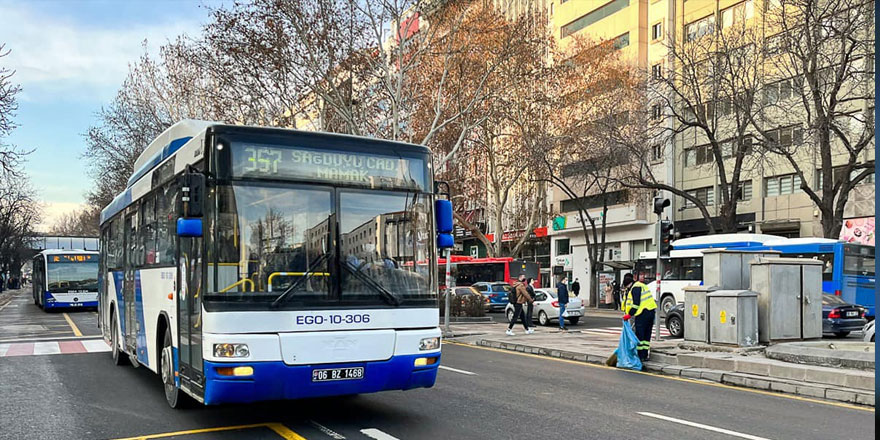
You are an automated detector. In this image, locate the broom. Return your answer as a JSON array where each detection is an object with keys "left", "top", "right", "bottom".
[{"left": 605, "top": 350, "right": 618, "bottom": 367}]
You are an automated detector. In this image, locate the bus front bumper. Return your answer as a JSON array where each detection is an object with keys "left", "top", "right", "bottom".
[{"left": 202, "top": 353, "right": 441, "bottom": 405}]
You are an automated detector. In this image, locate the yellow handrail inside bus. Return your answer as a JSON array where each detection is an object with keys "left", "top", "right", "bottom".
[
  {"left": 267, "top": 272, "right": 330, "bottom": 292},
  {"left": 219, "top": 278, "right": 255, "bottom": 293}
]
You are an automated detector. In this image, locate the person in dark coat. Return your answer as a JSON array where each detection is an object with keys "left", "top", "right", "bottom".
[
  {"left": 556, "top": 276, "right": 569, "bottom": 331},
  {"left": 612, "top": 279, "right": 621, "bottom": 311},
  {"left": 571, "top": 278, "right": 580, "bottom": 298},
  {"left": 525, "top": 278, "right": 536, "bottom": 327}
]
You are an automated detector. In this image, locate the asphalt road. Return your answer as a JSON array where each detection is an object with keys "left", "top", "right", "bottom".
[{"left": 0, "top": 287, "right": 874, "bottom": 440}]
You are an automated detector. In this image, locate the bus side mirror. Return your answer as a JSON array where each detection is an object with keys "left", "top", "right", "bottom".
[
  {"left": 177, "top": 218, "right": 203, "bottom": 237},
  {"left": 180, "top": 171, "right": 206, "bottom": 218},
  {"left": 435, "top": 199, "right": 454, "bottom": 249}
]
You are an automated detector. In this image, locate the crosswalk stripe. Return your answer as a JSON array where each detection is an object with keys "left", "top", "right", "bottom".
[{"left": 0, "top": 339, "right": 109, "bottom": 357}]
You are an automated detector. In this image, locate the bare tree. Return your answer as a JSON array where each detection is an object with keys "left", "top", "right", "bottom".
[
  {"left": 626, "top": 18, "right": 767, "bottom": 234},
  {"left": 0, "top": 43, "right": 28, "bottom": 176},
  {"left": 49, "top": 206, "right": 101, "bottom": 237},
  {"left": 0, "top": 174, "right": 40, "bottom": 278},
  {"left": 753, "top": 0, "right": 875, "bottom": 238}
]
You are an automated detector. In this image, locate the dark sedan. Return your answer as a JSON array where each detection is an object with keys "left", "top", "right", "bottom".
[
  {"left": 665, "top": 303, "right": 684, "bottom": 338},
  {"left": 822, "top": 294, "right": 867, "bottom": 338}
]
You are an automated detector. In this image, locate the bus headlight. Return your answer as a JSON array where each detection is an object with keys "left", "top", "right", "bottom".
[
  {"left": 419, "top": 337, "right": 440, "bottom": 351},
  {"left": 214, "top": 343, "right": 250, "bottom": 358}
]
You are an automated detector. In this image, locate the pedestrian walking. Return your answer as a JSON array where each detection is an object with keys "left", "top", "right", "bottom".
[
  {"left": 556, "top": 276, "right": 569, "bottom": 331},
  {"left": 621, "top": 273, "right": 657, "bottom": 363},
  {"left": 506, "top": 275, "right": 534, "bottom": 335},
  {"left": 525, "top": 277, "right": 536, "bottom": 327},
  {"left": 571, "top": 278, "right": 580, "bottom": 298}
]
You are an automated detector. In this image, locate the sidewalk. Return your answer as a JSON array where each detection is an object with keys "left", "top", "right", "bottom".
[{"left": 445, "top": 322, "right": 875, "bottom": 407}]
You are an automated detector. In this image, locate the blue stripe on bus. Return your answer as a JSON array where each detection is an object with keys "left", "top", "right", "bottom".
[
  {"left": 100, "top": 189, "right": 132, "bottom": 225},
  {"left": 134, "top": 271, "right": 149, "bottom": 367},
  {"left": 201, "top": 353, "right": 440, "bottom": 405},
  {"left": 673, "top": 241, "right": 772, "bottom": 250},
  {"left": 126, "top": 136, "right": 192, "bottom": 188}
]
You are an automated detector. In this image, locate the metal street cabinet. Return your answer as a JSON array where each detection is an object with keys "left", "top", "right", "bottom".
[
  {"left": 707, "top": 290, "right": 759, "bottom": 346},
  {"left": 750, "top": 257, "right": 823, "bottom": 343},
  {"left": 702, "top": 249, "right": 780, "bottom": 290},
  {"left": 683, "top": 286, "right": 716, "bottom": 343}
]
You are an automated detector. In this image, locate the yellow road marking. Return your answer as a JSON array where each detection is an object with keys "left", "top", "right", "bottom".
[
  {"left": 62, "top": 313, "right": 82, "bottom": 337},
  {"left": 445, "top": 341, "right": 874, "bottom": 413},
  {"left": 112, "top": 423, "right": 306, "bottom": 440}
]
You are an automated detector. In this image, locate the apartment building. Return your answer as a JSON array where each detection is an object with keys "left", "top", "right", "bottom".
[{"left": 547, "top": 0, "right": 874, "bottom": 306}]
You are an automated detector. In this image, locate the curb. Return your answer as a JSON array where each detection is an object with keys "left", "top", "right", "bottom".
[
  {"left": 474, "top": 339, "right": 875, "bottom": 407},
  {"left": 439, "top": 317, "right": 495, "bottom": 324}
]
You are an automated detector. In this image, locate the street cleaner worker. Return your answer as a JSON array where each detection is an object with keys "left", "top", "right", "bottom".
[{"left": 622, "top": 272, "right": 657, "bottom": 362}]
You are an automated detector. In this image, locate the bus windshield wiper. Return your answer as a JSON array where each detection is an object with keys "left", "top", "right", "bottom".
[
  {"left": 341, "top": 262, "right": 401, "bottom": 307},
  {"left": 270, "top": 253, "right": 330, "bottom": 309}
]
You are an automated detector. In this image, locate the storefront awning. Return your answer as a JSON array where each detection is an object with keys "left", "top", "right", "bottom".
[{"left": 601, "top": 260, "right": 633, "bottom": 270}]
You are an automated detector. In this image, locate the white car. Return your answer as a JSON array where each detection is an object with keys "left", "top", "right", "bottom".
[
  {"left": 864, "top": 320, "right": 875, "bottom": 343},
  {"left": 505, "top": 288, "right": 585, "bottom": 326}
]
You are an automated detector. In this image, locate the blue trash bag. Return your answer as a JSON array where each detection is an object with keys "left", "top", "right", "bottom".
[{"left": 615, "top": 320, "right": 643, "bottom": 371}]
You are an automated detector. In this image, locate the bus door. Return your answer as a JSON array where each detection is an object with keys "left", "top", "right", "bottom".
[
  {"left": 123, "top": 213, "right": 138, "bottom": 357},
  {"left": 177, "top": 227, "right": 205, "bottom": 389}
]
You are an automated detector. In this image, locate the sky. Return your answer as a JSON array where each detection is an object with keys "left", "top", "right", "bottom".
[{"left": 0, "top": 0, "right": 224, "bottom": 231}]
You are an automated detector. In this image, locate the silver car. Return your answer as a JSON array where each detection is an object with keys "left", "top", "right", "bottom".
[
  {"left": 864, "top": 320, "right": 875, "bottom": 342},
  {"left": 505, "top": 288, "right": 585, "bottom": 326}
]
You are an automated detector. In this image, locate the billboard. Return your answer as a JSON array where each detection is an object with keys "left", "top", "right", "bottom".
[{"left": 839, "top": 217, "right": 875, "bottom": 246}]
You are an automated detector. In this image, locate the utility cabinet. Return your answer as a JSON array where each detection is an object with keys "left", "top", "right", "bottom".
[
  {"left": 707, "top": 290, "right": 759, "bottom": 347},
  {"left": 750, "top": 257, "right": 824, "bottom": 343},
  {"left": 702, "top": 250, "right": 780, "bottom": 290},
  {"left": 683, "top": 286, "right": 716, "bottom": 343}
]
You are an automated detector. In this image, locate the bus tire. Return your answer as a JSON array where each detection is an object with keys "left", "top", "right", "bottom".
[
  {"left": 161, "top": 328, "right": 188, "bottom": 409},
  {"left": 660, "top": 295, "right": 676, "bottom": 316},
  {"left": 111, "top": 311, "right": 126, "bottom": 366}
]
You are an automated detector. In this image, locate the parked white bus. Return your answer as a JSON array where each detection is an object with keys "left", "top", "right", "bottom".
[
  {"left": 635, "top": 234, "right": 784, "bottom": 314},
  {"left": 99, "top": 120, "right": 449, "bottom": 407}
]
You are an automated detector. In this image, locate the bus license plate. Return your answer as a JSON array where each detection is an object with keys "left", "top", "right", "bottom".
[{"left": 312, "top": 367, "right": 364, "bottom": 382}]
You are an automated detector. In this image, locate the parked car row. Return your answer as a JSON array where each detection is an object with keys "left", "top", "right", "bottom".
[{"left": 663, "top": 294, "right": 871, "bottom": 339}]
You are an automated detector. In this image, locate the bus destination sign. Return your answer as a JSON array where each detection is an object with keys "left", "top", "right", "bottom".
[
  {"left": 51, "top": 254, "right": 97, "bottom": 263},
  {"left": 231, "top": 143, "right": 427, "bottom": 190}
]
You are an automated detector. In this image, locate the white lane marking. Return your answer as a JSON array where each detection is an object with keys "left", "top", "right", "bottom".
[
  {"left": 639, "top": 412, "right": 772, "bottom": 440},
  {"left": 33, "top": 341, "right": 61, "bottom": 355},
  {"left": 438, "top": 365, "right": 477, "bottom": 376},
  {"left": 310, "top": 421, "right": 345, "bottom": 439},
  {"left": 81, "top": 339, "right": 111, "bottom": 353},
  {"left": 0, "top": 344, "right": 8, "bottom": 356},
  {"left": 360, "top": 429, "right": 400, "bottom": 440},
  {"left": 0, "top": 335, "right": 102, "bottom": 344}
]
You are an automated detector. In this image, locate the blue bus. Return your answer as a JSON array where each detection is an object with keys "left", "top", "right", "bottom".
[
  {"left": 760, "top": 238, "right": 875, "bottom": 319},
  {"left": 98, "top": 120, "right": 451, "bottom": 407},
  {"left": 32, "top": 250, "right": 99, "bottom": 310}
]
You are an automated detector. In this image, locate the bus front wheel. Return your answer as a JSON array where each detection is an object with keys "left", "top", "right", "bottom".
[{"left": 161, "top": 329, "right": 188, "bottom": 409}]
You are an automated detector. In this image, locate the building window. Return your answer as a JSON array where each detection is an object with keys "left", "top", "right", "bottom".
[
  {"left": 612, "top": 32, "right": 630, "bottom": 50},
  {"left": 555, "top": 238, "right": 571, "bottom": 256},
  {"left": 721, "top": 136, "right": 753, "bottom": 157},
  {"left": 685, "top": 186, "right": 714, "bottom": 207},
  {"left": 766, "top": 125, "right": 804, "bottom": 149},
  {"left": 561, "top": 0, "right": 630, "bottom": 38},
  {"left": 652, "top": 103, "right": 663, "bottom": 120},
  {"left": 684, "top": 145, "right": 713, "bottom": 167},
  {"left": 652, "top": 63, "right": 663, "bottom": 79},
  {"left": 652, "top": 21, "right": 663, "bottom": 41},
  {"left": 721, "top": 0, "right": 754, "bottom": 28},
  {"left": 686, "top": 15, "right": 715, "bottom": 42},
  {"left": 737, "top": 180, "right": 753, "bottom": 201},
  {"left": 765, "top": 173, "right": 803, "bottom": 196},
  {"left": 560, "top": 190, "right": 628, "bottom": 212},
  {"left": 817, "top": 167, "right": 876, "bottom": 188},
  {"left": 764, "top": 77, "right": 802, "bottom": 104},
  {"left": 652, "top": 144, "right": 663, "bottom": 161}
]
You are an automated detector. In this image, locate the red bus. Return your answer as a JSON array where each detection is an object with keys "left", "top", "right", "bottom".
[{"left": 438, "top": 256, "right": 540, "bottom": 288}]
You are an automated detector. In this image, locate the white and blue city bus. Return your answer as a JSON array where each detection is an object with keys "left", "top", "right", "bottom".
[
  {"left": 32, "top": 249, "right": 99, "bottom": 310},
  {"left": 99, "top": 120, "right": 452, "bottom": 407}
]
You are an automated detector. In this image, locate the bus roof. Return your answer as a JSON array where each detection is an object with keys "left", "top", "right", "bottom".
[
  {"left": 37, "top": 249, "right": 99, "bottom": 256},
  {"left": 672, "top": 233, "right": 785, "bottom": 250}
]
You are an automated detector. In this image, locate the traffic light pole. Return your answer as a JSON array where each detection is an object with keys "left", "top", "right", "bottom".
[{"left": 654, "top": 225, "right": 662, "bottom": 344}]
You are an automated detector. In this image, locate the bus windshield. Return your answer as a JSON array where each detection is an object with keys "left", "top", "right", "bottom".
[
  {"left": 46, "top": 261, "right": 99, "bottom": 293},
  {"left": 210, "top": 182, "right": 435, "bottom": 307}
]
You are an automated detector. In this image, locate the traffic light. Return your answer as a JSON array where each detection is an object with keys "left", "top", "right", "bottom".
[
  {"left": 653, "top": 196, "right": 670, "bottom": 216},
  {"left": 659, "top": 220, "right": 675, "bottom": 258}
]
